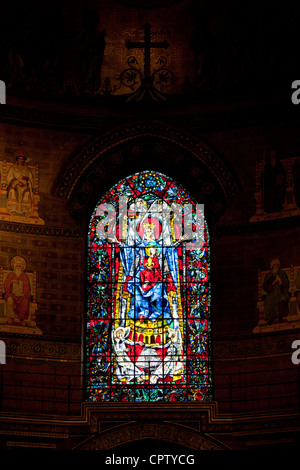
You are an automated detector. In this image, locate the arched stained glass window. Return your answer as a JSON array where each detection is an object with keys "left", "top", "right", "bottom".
[{"left": 86, "top": 171, "right": 212, "bottom": 402}]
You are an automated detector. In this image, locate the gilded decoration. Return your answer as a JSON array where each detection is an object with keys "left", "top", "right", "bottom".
[{"left": 0, "top": 149, "right": 44, "bottom": 225}]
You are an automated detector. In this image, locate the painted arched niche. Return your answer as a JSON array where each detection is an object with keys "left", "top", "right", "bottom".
[{"left": 85, "top": 170, "right": 212, "bottom": 403}]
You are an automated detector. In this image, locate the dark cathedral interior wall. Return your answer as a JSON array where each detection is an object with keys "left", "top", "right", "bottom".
[{"left": 0, "top": 0, "right": 300, "bottom": 452}]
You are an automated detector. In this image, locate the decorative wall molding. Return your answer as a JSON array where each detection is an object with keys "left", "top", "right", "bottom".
[
  {"left": 1, "top": 400, "right": 299, "bottom": 451},
  {"left": 2, "top": 330, "right": 298, "bottom": 362},
  {"left": 214, "top": 214, "right": 300, "bottom": 237},
  {"left": 0, "top": 221, "right": 82, "bottom": 238},
  {"left": 213, "top": 330, "right": 300, "bottom": 361}
]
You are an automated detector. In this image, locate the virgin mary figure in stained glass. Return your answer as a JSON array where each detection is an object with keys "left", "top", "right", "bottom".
[{"left": 86, "top": 171, "right": 212, "bottom": 402}]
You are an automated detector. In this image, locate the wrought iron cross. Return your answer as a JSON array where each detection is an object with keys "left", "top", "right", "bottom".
[{"left": 126, "top": 23, "right": 169, "bottom": 80}]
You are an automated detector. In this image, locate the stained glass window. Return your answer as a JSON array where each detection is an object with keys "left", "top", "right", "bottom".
[{"left": 86, "top": 171, "right": 212, "bottom": 402}]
